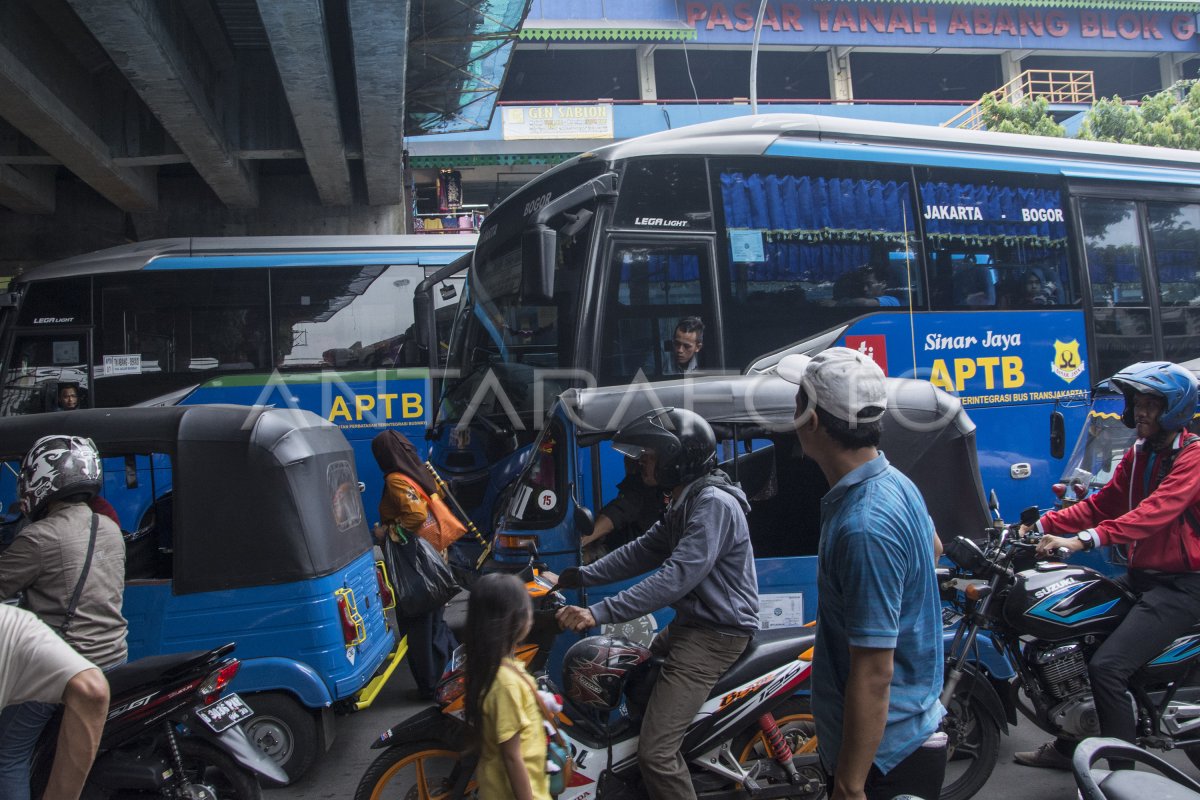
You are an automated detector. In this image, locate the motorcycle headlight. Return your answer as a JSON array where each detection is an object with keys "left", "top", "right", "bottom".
[{"left": 944, "top": 536, "right": 989, "bottom": 573}]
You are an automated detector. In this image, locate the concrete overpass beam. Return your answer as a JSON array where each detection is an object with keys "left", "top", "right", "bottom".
[
  {"left": 0, "top": 164, "right": 55, "bottom": 214},
  {"left": 0, "top": 3, "right": 156, "bottom": 211},
  {"left": 66, "top": 0, "right": 258, "bottom": 208},
  {"left": 258, "top": 0, "right": 353, "bottom": 206},
  {"left": 348, "top": 0, "right": 408, "bottom": 207}
]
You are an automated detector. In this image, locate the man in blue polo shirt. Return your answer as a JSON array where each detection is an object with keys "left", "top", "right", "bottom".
[{"left": 779, "top": 348, "right": 945, "bottom": 800}]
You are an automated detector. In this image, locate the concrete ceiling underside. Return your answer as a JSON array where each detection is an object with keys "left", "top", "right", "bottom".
[{"left": 0, "top": 0, "right": 530, "bottom": 214}]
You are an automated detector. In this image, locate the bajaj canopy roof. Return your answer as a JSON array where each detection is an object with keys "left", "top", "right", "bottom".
[
  {"left": 0, "top": 405, "right": 369, "bottom": 594},
  {"left": 560, "top": 374, "right": 990, "bottom": 538}
]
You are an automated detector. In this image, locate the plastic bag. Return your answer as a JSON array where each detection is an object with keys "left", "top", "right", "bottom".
[{"left": 384, "top": 531, "right": 459, "bottom": 618}]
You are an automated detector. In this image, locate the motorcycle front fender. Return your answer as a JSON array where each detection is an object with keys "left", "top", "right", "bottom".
[
  {"left": 948, "top": 661, "right": 1011, "bottom": 732},
  {"left": 183, "top": 719, "right": 289, "bottom": 785},
  {"left": 370, "top": 706, "right": 469, "bottom": 750}
]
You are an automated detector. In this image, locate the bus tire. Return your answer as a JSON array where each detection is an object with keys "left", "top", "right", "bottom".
[
  {"left": 354, "top": 741, "right": 474, "bottom": 800},
  {"left": 242, "top": 691, "right": 320, "bottom": 786}
]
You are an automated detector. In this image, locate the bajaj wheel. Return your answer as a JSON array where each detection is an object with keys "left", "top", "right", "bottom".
[
  {"left": 734, "top": 696, "right": 826, "bottom": 799},
  {"left": 176, "top": 738, "right": 262, "bottom": 799},
  {"left": 242, "top": 692, "right": 319, "bottom": 785},
  {"left": 354, "top": 741, "right": 477, "bottom": 800},
  {"left": 940, "top": 689, "right": 1000, "bottom": 800}
]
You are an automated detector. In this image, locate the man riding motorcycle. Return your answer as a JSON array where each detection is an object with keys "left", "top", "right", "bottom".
[
  {"left": 0, "top": 435, "right": 128, "bottom": 800},
  {"left": 555, "top": 407, "right": 759, "bottom": 800},
  {"left": 1018, "top": 360, "right": 1200, "bottom": 770}
]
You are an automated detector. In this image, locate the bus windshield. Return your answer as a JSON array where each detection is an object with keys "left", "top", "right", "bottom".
[{"left": 440, "top": 164, "right": 604, "bottom": 427}]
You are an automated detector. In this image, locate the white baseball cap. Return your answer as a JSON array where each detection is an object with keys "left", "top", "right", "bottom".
[{"left": 776, "top": 347, "right": 887, "bottom": 424}]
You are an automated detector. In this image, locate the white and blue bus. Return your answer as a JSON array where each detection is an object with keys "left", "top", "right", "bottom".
[
  {"left": 427, "top": 114, "right": 1200, "bottom": 538},
  {"left": 0, "top": 234, "right": 474, "bottom": 528}
]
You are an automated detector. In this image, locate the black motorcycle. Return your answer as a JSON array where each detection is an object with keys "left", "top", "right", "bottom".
[
  {"left": 941, "top": 510, "right": 1200, "bottom": 798},
  {"left": 32, "top": 643, "right": 286, "bottom": 799}
]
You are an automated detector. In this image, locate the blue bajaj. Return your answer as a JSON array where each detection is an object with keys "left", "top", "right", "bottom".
[
  {"left": 0, "top": 405, "right": 399, "bottom": 784},
  {"left": 488, "top": 373, "right": 1013, "bottom": 800}
]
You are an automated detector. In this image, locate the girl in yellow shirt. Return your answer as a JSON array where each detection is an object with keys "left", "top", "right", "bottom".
[{"left": 464, "top": 573, "right": 549, "bottom": 800}]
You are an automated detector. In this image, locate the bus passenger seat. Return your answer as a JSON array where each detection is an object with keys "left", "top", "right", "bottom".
[{"left": 952, "top": 266, "right": 995, "bottom": 307}]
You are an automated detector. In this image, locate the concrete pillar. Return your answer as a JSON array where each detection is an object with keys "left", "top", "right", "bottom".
[
  {"left": 637, "top": 44, "right": 658, "bottom": 101},
  {"left": 1000, "top": 51, "right": 1023, "bottom": 87},
  {"left": 828, "top": 47, "right": 853, "bottom": 104},
  {"left": 1160, "top": 53, "right": 1182, "bottom": 90}
]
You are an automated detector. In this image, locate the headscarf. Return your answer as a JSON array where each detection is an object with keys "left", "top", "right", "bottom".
[{"left": 371, "top": 430, "right": 437, "bottom": 496}]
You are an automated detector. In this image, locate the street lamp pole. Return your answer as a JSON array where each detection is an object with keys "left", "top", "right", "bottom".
[{"left": 749, "top": 0, "right": 769, "bottom": 114}]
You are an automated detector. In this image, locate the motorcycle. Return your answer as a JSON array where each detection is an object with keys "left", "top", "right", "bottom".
[
  {"left": 355, "top": 572, "right": 825, "bottom": 800},
  {"left": 1073, "top": 737, "right": 1200, "bottom": 800},
  {"left": 941, "top": 508, "right": 1200, "bottom": 799},
  {"left": 31, "top": 642, "right": 286, "bottom": 799}
]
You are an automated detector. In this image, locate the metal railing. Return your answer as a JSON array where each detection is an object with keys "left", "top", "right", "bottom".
[{"left": 942, "top": 69, "right": 1095, "bottom": 130}]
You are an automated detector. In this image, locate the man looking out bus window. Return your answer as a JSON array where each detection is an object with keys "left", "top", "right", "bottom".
[
  {"left": 666, "top": 317, "right": 704, "bottom": 374},
  {"left": 56, "top": 384, "right": 80, "bottom": 411}
]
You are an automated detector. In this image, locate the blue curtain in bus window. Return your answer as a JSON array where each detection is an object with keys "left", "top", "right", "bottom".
[
  {"left": 919, "top": 182, "right": 1068, "bottom": 248},
  {"left": 720, "top": 173, "right": 911, "bottom": 282}
]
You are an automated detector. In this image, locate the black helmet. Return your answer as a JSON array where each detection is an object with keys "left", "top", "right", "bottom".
[
  {"left": 18, "top": 435, "right": 102, "bottom": 518},
  {"left": 563, "top": 635, "right": 652, "bottom": 712},
  {"left": 612, "top": 407, "right": 716, "bottom": 488}
]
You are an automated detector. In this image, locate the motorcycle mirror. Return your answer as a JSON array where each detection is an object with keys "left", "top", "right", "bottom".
[{"left": 988, "top": 489, "right": 1001, "bottom": 524}]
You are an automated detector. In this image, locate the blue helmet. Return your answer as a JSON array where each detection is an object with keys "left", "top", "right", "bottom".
[{"left": 1109, "top": 361, "right": 1199, "bottom": 432}]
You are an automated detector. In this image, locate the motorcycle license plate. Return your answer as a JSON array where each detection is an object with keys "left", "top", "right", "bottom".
[{"left": 196, "top": 693, "right": 253, "bottom": 734}]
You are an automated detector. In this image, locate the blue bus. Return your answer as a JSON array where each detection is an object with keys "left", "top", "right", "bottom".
[
  {"left": 0, "top": 234, "right": 474, "bottom": 529},
  {"left": 425, "top": 114, "right": 1200, "bottom": 540}
]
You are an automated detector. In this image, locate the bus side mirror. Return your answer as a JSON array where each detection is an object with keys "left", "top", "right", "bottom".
[
  {"left": 522, "top": 225, "right": 556, "bottom": 302},
  {"left": 1050, "top": 410, "right": 1066, "bottom": 460}
]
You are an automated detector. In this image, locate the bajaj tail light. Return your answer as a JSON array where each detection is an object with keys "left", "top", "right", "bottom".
[
  {"left": 375, "top": 561, "right": 396, "bottom": 610},
  {"left": 335, "top": 588, "right": 366, "bottom": 647},
  {"left": 1051, "top": 483, "right": 1067, "bottom": 499},
  {"left": 199, "top": 660, "right": 241, "bottom": 705}
]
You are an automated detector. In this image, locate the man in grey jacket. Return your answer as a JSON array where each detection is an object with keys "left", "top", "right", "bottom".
[
  {"left": 557, "top": 407, "right": 758, "bottom": 800},
  {"left": 0, "top": 435, "right": 127, "bottom": 800}
]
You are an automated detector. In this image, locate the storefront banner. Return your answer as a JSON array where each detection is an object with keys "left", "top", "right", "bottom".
[{"left": 502, "top": 104, "right": 615, "bottom": 140}]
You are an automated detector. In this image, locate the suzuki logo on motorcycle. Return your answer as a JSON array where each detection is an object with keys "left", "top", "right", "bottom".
[
  {"left": 1034, "top": 578, "right": 1076, "bottom": 599},
  {"left": 107, "top": 692, "right": 155, "bottom": 720},
  {"left": 1027, "top": 580, "right": 1122, "bottom": 625}
]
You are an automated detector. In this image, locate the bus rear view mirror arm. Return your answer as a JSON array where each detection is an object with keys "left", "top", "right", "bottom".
[{"left": 522, "top": 173, "right": 618, "bottom": 303}]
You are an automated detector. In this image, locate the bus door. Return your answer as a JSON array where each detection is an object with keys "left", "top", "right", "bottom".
[
  {"left": 1, "top": 327, "right": 92, "bottom": 416},
  {"left": 595, "top": 236, "right": 721, "bottom": 383}
]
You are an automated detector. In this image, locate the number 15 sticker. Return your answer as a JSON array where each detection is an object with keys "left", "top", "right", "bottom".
[{"left": 537, "top": 490, "right": 557, "bottom": 511}]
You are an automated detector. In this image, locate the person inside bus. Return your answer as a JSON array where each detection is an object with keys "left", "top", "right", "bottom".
[
  {"left": 56, "top": 383, "right": 81, "bottom": 411},
  {"left": 555, "top": 407, "right": 757, "bottom": 800},
  {"left": 579, "top": 455, "right": 666, "bottom": 563},
  {"left": 1017, "top": 360, "right": 1200, "bottom": 771},
  {"left": 664, "top": 316, "right": 704, "bottom": 374},
  {"left": 832, "top": 265, "right": 901, "bottom": 307}
]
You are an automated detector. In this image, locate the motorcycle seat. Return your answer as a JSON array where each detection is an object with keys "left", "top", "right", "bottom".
[
  {"left": 1098, "top": 769, "right": 1200, "bottom": 800},
  {"left": 623, "top": 627, "right": 814, "bottom": 719},
  {"left": 710, "top": 627, "right": 816, "bottom": 697},
  {"left": 106, "top": 645, "right": 233, "bottom": 700}
]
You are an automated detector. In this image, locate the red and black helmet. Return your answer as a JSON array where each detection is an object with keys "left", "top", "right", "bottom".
[{"left": 562, "top": 635, "right": 651, "bottom": 712}]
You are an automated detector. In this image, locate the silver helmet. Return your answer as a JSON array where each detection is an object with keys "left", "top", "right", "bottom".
[{"left": 18, "top": 435, "right": 102, "bottom": 518}]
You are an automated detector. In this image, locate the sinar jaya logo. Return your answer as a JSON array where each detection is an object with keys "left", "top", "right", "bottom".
[{"left": 1052, "top": 339, "right": 1085, "bottom": 384}]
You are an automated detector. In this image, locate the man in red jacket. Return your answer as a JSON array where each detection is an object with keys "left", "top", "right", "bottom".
[{"left": 1015, "top": 360, "right": 1200, "bottom": 770}]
